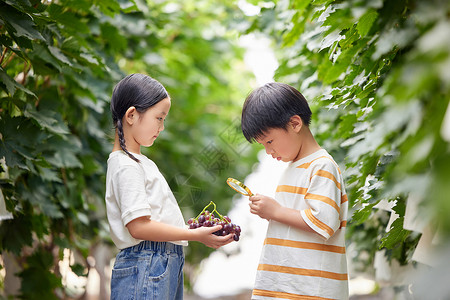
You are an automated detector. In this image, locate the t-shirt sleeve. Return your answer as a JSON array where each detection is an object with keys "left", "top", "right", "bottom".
[
  {"left": 112, "top": 164, "right": 152, "bottom": 226},
  {"left": 300, "top": 159, "right": 342, "bottom": 240}
]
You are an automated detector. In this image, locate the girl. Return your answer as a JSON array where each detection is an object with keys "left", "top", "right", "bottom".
[{"left": 105, "top": 73, "right": 233, "bottom": 300}]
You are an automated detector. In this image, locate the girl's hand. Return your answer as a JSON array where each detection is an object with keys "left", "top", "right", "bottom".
[
  {"left": 249, "top": 193, "right": 281, "bottom": 221},
  {"left": 191, "top": 225, "right": 234, "bottom": 249}
]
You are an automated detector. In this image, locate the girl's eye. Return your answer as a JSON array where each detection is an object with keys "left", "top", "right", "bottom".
[
  {"left": 157, "top": 117, "right": 164, "bottom": 121},
  {"left": 267, "top": 140, "right": 273, "bottom": 144}
]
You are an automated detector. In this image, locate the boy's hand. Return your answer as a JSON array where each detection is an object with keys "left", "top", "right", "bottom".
[{"left": 249, "top": 194, "right": 281, "bottom": 221}]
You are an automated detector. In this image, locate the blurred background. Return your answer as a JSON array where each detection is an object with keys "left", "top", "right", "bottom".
[{"left": 1, "top": 0, "right": 449, "bottom": 299}]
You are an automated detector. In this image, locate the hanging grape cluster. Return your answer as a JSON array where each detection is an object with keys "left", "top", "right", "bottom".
[{"left": 188, "top": 201, "right": 241, "bottom": 241}]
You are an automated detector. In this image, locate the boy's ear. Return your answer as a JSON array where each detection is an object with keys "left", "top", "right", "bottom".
[
  {"left": 289, "top": 115, "right": 303, "bottom": 133},
  {"left": 124, "top": 106, "right": 137, "bottom": 125}
]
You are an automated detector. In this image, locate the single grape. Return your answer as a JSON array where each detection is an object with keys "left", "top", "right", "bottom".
[
  {"left": 224, "top": 223, "right": 232, "bottom": 233},
  {"left": 233, "top": 234, "right": 240, "bottom": 241},
  {"left": 198, "top": 215, "right": 206, "bottom": 224}
]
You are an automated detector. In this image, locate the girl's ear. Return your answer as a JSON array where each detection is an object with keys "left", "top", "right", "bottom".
[
  {"left": 289, "top": 115, "right": 303, "bottom": 133},
  {"left": 124, "top": 106, "right": 137, "bottom": 125}
]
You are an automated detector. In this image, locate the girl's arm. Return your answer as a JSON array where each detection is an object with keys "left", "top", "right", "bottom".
[
  {"left": 249, "top": 194, "right": 315, "bottom": 233},
  {"left": 126, "top": 216, "right": 233, "bottom": 249}
]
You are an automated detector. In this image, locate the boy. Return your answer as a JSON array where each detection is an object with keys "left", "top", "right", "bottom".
[{"left": 241, "top": 82, "right": 348, "bottom": 299}]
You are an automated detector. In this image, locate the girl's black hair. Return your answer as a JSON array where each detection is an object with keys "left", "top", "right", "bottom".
[
  {"left": 110, "top": 73, "right": 169, "bottom": 162},
  {"left": 241, "top": 82, "right": 311, "bottom": 143}
]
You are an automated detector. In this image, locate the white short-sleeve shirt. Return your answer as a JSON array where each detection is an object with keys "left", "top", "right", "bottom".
[
  {"left": 105, "top": 151, "right": 188, "bottom": 249},
  {"left": 253, "top": 149, "right": 348, "bottom": 299}
]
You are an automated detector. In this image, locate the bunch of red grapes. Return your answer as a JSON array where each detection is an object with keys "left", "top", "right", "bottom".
[{"left": 188, "top": 201, "right": 241, "bottom": 241}]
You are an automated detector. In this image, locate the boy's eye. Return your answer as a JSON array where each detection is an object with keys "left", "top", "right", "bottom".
[{"left": 267, "top": 140, "right": 273, "bottom": 144}]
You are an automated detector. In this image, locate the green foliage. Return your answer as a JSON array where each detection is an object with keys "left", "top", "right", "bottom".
[
  {"left": 18, "top": 248, "right": 62, "bottom": 299},
  {"left": 0, "top": 0, "right": 257, "bottom": 297},
  {"left": 244, "top": 0, "right": 450, "bottom": 277},
  {"left": 3, "top": 0, "right": 448, "bottom": 296}
]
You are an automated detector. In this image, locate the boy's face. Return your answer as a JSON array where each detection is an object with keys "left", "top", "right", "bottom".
[{"left": 256, "top": 125, "right": 302, "bottom": 163}]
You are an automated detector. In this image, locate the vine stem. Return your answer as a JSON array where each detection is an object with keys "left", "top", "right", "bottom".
[
  {"left": 22, "top": 61, "right": 31, "bottom": 85},
  {"left": 195, "top": 201, "right": 214, "bottom": 220},
  {"left": 212, "top": 207, "right": 225, "bottom": 221},
  {"left": 1, "top": 51, "right": 15, "bottom": 69},
  {"left": 0, "top": 48, "right": 7, "bottom": 65},
  {"left": 194, "top": 201, "right": 229, "bottom": 223}
]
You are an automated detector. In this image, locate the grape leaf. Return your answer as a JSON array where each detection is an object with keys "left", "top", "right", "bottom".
[
  {"left": 357, "top": 9, "right": 378, "bottom": 37},
  {"left": 0, "top": 67, "right": 37, "bottom": 97},
  {"left": 380, "top": 217, "right": 410, "bottom": 249},
  {"left": 0, "top": 4, "right": 44, "bottom": 41}
]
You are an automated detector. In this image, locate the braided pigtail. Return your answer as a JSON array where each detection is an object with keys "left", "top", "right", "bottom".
[{"left": 116, "top": 118, "right": 140, "bottom": 162}]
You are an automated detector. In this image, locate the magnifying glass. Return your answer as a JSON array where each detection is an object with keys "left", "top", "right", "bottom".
[{"left": 226, "top": 178, "right": 253, "bottom": 196}]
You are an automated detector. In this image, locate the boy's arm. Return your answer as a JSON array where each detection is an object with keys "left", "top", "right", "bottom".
[{"left": 249, "top": 194, "right": 315, "bottom": 233}]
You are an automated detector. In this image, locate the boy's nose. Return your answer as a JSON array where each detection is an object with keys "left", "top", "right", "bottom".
[{"left": 265, "top": 147, "right": 274, "bottom": 155}]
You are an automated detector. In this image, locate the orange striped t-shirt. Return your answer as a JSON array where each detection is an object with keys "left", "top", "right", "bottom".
[{"left": 252, "top": 149, "right": 349, "bottom": 300}]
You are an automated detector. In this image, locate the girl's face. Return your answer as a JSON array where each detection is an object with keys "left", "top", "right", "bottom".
[
  {"left": 130, "top": 97, "right": 171, "bottom": 148},
  {"left": 256, "top": 123, "right": 302, "bottom": 163}
]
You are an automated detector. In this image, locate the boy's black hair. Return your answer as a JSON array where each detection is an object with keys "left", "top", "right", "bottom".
[
  {"left": 110, "top": 73, "right": 169, "bottom": 162},
  {"left": 241, "top": 82, "right": 312, "bottom": 143}
]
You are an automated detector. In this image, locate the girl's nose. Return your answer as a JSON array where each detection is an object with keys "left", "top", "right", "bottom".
[{"left": 265, "top": 146, "right": 274, "bottom": 155}]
